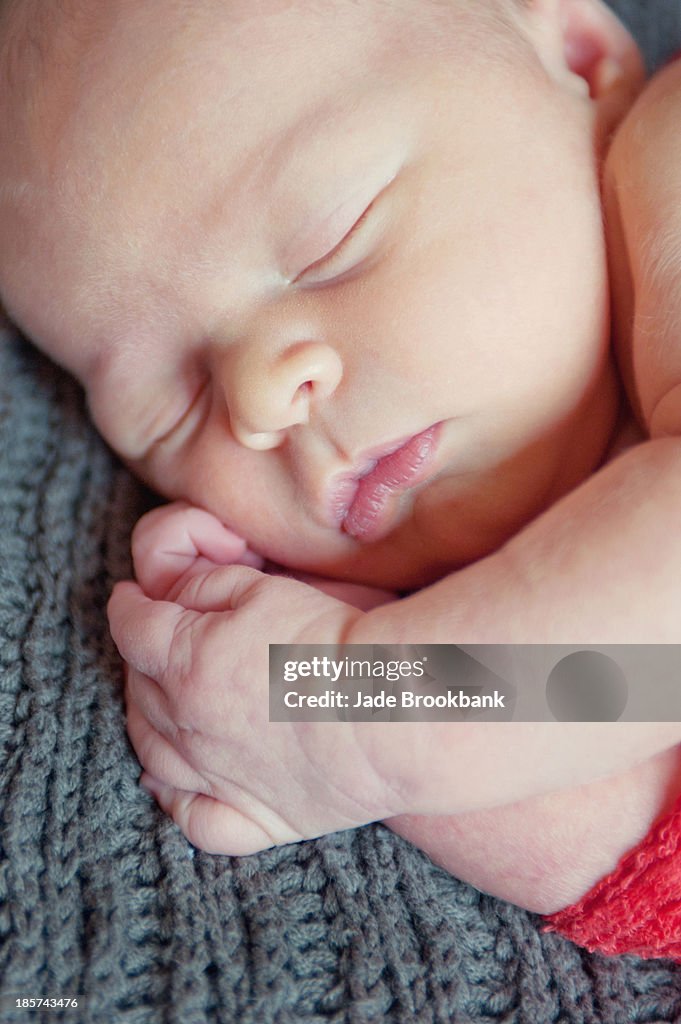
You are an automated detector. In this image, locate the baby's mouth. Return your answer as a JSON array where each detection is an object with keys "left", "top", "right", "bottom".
[{"left": 329, "top": 423, "right": 442, "bottom": 542}]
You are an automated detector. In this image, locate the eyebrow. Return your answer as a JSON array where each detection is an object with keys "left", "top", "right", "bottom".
[
  {"left": 224, "top": 79, "right": 399, "bottom": 216},
  {"left": 265, "top": 95, "right": 406, "bottom": 258},
  {"left": 267, "top": 94, "right": 364, "bottom": 189}
]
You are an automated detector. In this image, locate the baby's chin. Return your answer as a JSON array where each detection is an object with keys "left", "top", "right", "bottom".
[
  {"left": 268, "top": 437, "right": 613, "bottom": 591},
  {"left": 269, "top": 518, "right": 498, "bottom": 592},
  {"left": 285, "top": 546, "right": 457, "bottom": 592}
]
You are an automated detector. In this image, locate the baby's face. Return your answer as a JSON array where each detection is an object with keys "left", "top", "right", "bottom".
[{"left": 0, "top": 0, "right": 621, "bottom": 587}]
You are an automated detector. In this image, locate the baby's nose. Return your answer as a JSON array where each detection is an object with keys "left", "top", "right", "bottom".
[{"left": 221, "top": 341, "right": 343, "bottom": 451}]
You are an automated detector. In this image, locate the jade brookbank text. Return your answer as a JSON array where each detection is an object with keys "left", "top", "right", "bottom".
[
  {"left": 283, "top": 688, "right": 506, "bottom": 709},
  {"left": 269, "top": 644, "right": 518, "bottom": 722}
]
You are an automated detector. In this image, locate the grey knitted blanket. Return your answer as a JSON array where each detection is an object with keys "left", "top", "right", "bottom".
[{"left": 3, "top": 3, "right": 681, "bottom": 1021}]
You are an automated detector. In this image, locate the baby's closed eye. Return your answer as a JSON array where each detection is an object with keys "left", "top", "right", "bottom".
[{"left": 86, "top": 348, "right": 212, "bottom": 461}]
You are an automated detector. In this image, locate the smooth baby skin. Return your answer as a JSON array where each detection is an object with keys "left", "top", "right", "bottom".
[
  {"left": 116, "top": 497, "right": 681, "bottom": 914},
  {"left": 107, "top": 0, "right": 681, "bottom": 916},
  {"left": 5, "top": 0, "right": 681, "bottom": 918},
  {"left": 604, "top": 53, "right": 681, "bottom": 442},
  {"left": 108, "top": 3, "right": 681, "bottom": 913},
  {"left": 0, "top": 0, "right": 631, "bottom": 590}
]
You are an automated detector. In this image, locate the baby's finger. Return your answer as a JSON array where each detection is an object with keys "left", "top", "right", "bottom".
[
  {"left": 171, "top": 563, "right": 270, "bottom": 613},
  {"left": 140, "top": 780, "right": 299, "bottom": 856},
  {"left": 124, "top": 663, "right": 172, "bottom": 736},
  {"left": 126, "top": 700, "right": 209, "bottom": 794},
  {"left": 239, "top": 547, "right": 266, "bottom": 569},
  {"left": 163, "top": 555, "right": 231, "bottom": 603},
  {"left": 108, "top": 580, "right": 198, "bottom": 681},
  {"left": 133, "top": 503, "right": 261, "bottom": 599}
]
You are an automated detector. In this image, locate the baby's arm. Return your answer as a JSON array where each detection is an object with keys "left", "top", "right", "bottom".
[
  {"left": 355, "top": 437, "right": 681, "bottom": 647},
  {"left": 110, "top": 464, "right": 681, "bottom": 857},
  {"left": 604, "top": 57, "right": 681, "bottom": 442}
]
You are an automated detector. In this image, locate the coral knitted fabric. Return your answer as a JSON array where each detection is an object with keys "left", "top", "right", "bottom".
[{"left": 542, "top": 795, "right": 681, "bottom": 961}]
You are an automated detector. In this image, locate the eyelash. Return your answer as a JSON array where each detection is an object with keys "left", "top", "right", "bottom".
[{"left": 294, "top": 199, "right": 376, "bottom": 284}]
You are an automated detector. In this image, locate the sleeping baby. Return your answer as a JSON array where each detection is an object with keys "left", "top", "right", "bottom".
[{"left": 3, "top": 0, "right": 681, "bottom": 962}]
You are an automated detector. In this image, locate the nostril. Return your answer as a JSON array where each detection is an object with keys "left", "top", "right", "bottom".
[{"left": 292, "top": 380, "right": 313, "bottom": 424}]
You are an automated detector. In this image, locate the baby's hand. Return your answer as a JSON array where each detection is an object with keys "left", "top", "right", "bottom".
[
  {"left": 132, "top": 500, "right": 264, "bottom": 601},
  {"left": 132, "top": 500, "right": 396, "bottom": 611},
  {"left": 117, "top": 500, "right": 399, "bottom": 854},
  {"left": 107, "top": 564, "right": 405, "bottom": 855}
]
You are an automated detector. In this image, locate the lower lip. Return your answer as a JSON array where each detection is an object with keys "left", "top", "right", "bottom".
[{"left": 341, "top": 424, "right": 441, "bottom": 541}]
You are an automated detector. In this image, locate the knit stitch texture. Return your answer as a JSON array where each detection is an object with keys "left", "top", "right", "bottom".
[{"left": 1, "top": 325, "right": 681, "bottom": 1024}]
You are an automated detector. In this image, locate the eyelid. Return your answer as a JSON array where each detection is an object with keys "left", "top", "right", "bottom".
[
  {"left": 292, "top": 197, "right": 377, "bottom": 285},
  {"left": 144, "top": 376, "right": 212, "bottom": 458}
]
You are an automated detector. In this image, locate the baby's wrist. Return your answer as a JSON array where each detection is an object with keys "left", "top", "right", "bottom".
[{"left": 343, "top": 599, "right": 409, "bottom": 646}]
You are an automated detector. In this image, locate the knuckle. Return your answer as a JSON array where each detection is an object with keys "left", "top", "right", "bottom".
[
  {"left": 183, "top": 505, "right": 216, "bottom": 531},
  {"left": 173, "top": 567, "right": 217, "bottom": 606},
  {"left": 132, "top": 504, "right": 167, "bottom": 545},
  {"left": 131, "top": 520, "right": 160, "bottom": 571},
  {"left": 176, "top": 563, "right": 262, "bottom": 608},
  {"left": 234, "top": 566, "right": 284, "bottom": 604},
  {"left": 180, "top": 796, "right": 232, "bottom": 855}
]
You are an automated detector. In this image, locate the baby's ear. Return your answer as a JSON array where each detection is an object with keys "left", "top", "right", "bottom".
[{"left": 522, "top": 0, "right": 645, "bottom": 104}]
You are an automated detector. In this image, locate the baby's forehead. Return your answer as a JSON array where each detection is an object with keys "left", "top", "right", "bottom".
[
  {"left": 0, "top": 0, "right": 522, "bottom": 325},
  {"left": 3, "top": 0, "right": 531, "bottom": 195},
  {"left": 12, "top": 0, "right": 484, "bottom": 226},
  {"left": 9, "top": 0, "right": 411, "bottom": 85},
  {"left": 0, "top": 0, "right": 435, "bottom": 336},
  {"left": 4, "top": 0, "right": 498, "bottom": 123},
  {"left": 4, "top": 0, "right": 410, "bottom": 165}
]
